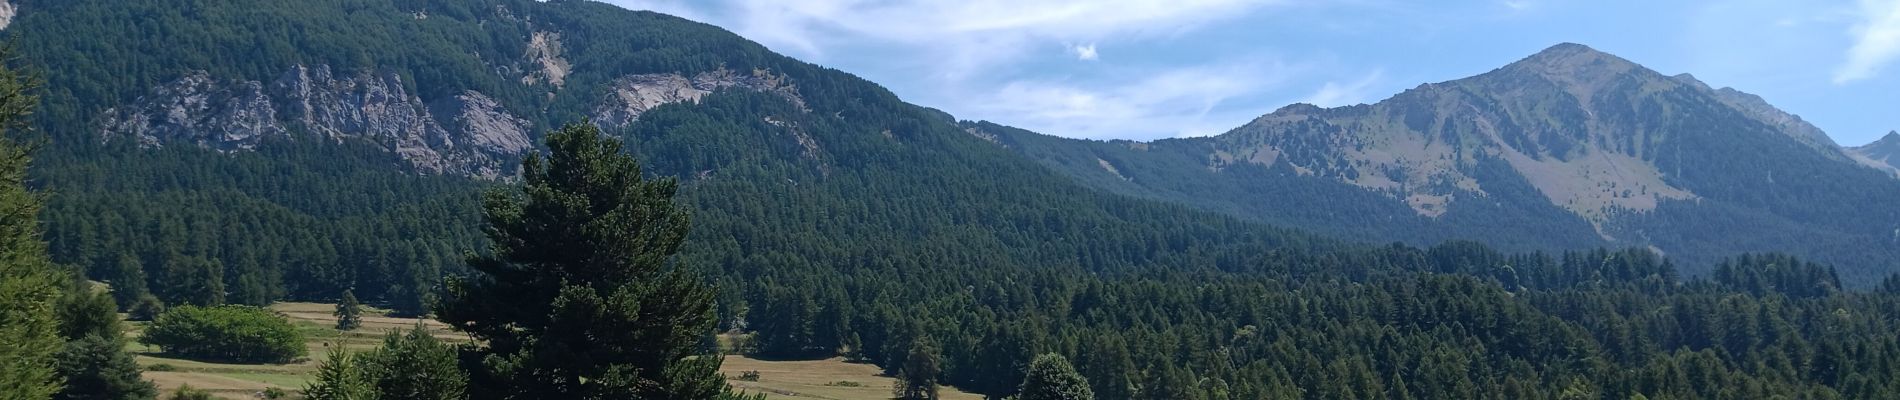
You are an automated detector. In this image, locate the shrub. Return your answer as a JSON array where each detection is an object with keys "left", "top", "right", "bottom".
[
  {"left": 736, "top": 370, "right": 762, "bottom": 382},
  {"left": 165, "top": 385, "right": 214, "bottom": 400},
  {"left": 138, "top": 305, "right": 306, "bottom": 363}
]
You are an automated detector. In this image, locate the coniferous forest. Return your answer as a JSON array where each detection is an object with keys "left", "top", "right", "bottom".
[{"left": 0, "top": 1, "right": 1899, "bottom": 399}]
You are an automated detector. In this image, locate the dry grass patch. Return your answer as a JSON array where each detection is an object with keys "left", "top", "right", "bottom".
[{"left": 720, "top": 356, "right": 981, "bottom": 400}]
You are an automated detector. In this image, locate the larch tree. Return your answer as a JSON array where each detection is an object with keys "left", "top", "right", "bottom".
[
  {"left": 0, "top": 47, "right": 64, "bottom": 400},
  {"left": 434, "top": 123, "right": 734, "bottom": 399}
]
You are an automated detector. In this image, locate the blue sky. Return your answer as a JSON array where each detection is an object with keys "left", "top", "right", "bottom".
[{"left": 607, "top": 0, "right": 1900, "bottom": 145}]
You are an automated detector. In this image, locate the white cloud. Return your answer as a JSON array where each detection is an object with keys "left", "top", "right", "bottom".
[
  {"left": 603, "top": 0, "right": 1301, "bottom": 139},
  {"left": 1835, "top": 0, "right": 1900, "bottom": 83},
  {"left": 1300, "top": 69, "right": 1384, "bottom": 107},
  {"left": 1071, "top": 43, "right": 1100, "bottom": 61},
  {"left": 965, "top": 60, "right": 1297, "bottom": 139}
]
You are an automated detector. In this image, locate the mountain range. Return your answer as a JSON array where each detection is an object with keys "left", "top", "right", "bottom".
[
  {"left": 982, "top": 43, "right": 1900, "bottom": 279},
  {"left": 3, "top": 0, "right": 1896, "bottom": 288}
]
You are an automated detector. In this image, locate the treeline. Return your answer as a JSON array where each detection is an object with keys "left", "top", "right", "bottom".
[
  {"left": 37, "top": 139, "right": 485, "bottom": 315},
  {"left": 739, "top": 243, "right": 1900, "bottom": 399}
]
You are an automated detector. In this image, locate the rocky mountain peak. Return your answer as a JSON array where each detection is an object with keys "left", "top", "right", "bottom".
[{"left": 1504, "top": 43, "right": 1641, "bottom": 78}]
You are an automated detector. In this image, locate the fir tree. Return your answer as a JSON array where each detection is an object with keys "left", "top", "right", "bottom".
[
  {"left": 52, "top": 277, "right": 156, "bottom": 400},
  {"left": 435, "top": 123, "right": 730, "bottom": 399},
  {"left": 894, "top": 338, "right": 941, "bottom": 400},
  {"left": 302, "top": 346, "right": 375, "bottom": 400},
  {"left": 358, "top": 326, "right": 466, "bottom": 400},
  {"left": 0, "top": 46, "right": 63, "bottom": 400},
  {"left": 53, "top": 335, "right": 157, "bottom": 400},
  {"left": 335, "top": 289, "right": 362, "bottom": 331},
  {"left": 1018, "top": 354, "right": 1094, "bottom": 400}
]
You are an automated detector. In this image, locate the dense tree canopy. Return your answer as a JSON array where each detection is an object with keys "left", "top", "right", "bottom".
[{"left": 435, "top": 123, "right": 734, "bottom": 399}]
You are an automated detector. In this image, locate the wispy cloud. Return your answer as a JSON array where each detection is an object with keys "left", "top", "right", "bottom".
[
  {"left": 968, "top": 60, "right": 1297, "bottom": 139},
  {"left": 1301, "top": 69, "right": 1385, "bottom": 107},
  {"left": 1836, "top": 0, "right": 1900, "bottom": 83},
  {"left": 605, "top": 0, "right": 1297, "bottom": 139}
]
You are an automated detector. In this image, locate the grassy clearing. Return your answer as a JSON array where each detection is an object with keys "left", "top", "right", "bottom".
[
  {"left": 131, "top": 302, "right": 457, "bottom": 399},
  {"left": 721, "top": 356, "right": 984, "bottom": 400},
  {"left": 133, "top": 303, "right": 978, "bottom": 399}
]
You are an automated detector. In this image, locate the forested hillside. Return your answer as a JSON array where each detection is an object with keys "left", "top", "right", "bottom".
[
  {"left": 4, "top": 0, "right": 1900, "bottom": 399},
  {"left": 981, "top": 45, "right": 1900, "bottom": 284}
]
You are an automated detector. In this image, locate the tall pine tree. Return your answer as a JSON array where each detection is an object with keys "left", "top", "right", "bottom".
[
  {"left": 334, "top": 289, "right": 361, "bottom": 331},
  {"left": 0, "top": 47, "right": 64, "bottom": 400},
  {"left": 434, "top": 123, "right": 731, "bottom": 399}
]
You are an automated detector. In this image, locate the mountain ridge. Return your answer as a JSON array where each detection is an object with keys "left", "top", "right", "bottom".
[{"left": 980, "top": 43, "right": 1900, "bottom": 281}]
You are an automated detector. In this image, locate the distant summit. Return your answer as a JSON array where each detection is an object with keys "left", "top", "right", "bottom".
[
  {"left": 1849, "top": 131, "right": 1900, "bottom": 175},
  {"left": 978, "top": 42, "right": 1900, "bottom": 280}
]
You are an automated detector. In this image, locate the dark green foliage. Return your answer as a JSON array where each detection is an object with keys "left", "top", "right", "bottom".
[
  {"left": 160, "top": 386, "right": 211, "bottom": 400},
  {"left": 51, "top": 276, "right": 155, "bottom": 400},
  {"left": 306, "top": 330, "right": 471, "bottom": 400},
  {"left": 1019, "top": 354, "right": 1093, "bottom": 400},
  {"left": 0, "top": 45, "right": 63, "bottom": 400},
  {"left": 894, "top": 338, "right": 941, "bottom": 400},
  {"left": 54, "top": 280, "right": 121, "bottom": 342},
  {"left": 335, "top": 289, "right": 362, "bottom": 331},
  {"left": 358, "top": 327, "right": 466, "bottom": 400},
  {"left": 434, "top": 123, "right": 729, "bottom": 399},
  {"left": 302, "top": 347, "right": 374, "bottom": 400},
  {"left": 8, "top": 1, "right": 1900, "bottom": 399},
  {"left": 53, "top": 335, "right": 157, "bottom": 400},
  {"left": 126, "top": 295, "right": 163, "bottom": 322},
  {"left": 138, "top": 305, "right": 306, "bottom": 364}
]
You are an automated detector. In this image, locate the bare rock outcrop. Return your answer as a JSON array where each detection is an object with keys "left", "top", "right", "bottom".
[
  {"left": 592, "top": 68, "right": 805, "bottom": 129},
  {"left": 99, "top": 65, "right": 531, "bottom": 177}
]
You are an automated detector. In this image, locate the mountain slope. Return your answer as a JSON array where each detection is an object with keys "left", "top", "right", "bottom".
[
  {"left": 984, "top": 43, "right": 1900, "bottom": 282},
  {"left": 1850, "top": 131, "right": 1900, "bottom": 174},
  {"left": 9, "top": 0, "right": 1346, "bottom": 311},
  {"left": 19, "top": 2, "right": 1900, "bottom": 399}
]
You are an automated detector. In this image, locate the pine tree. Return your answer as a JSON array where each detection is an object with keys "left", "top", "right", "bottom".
[
  {"left": 303, "top": 346, "right": 375, "bottom": 400},
  {"left": 0, "top": 48, "right": 64, "bottom": 400},
  {"left": 55, "top": 279, "right": 122, "bottom": 341},
  {"left": 434, "top": 123, "right": 730, "bottom": 399},
  {"left": 53, "top": 335, "right": 157, "bottom": 400},
  {"left": 894, "top": 337, "right": 941, "bottom": 400},
  {"left": 335, "top": 289, "right": 362, "bottom": 331},
  {"left": 1019, "top": 353, "right": 1094, "bottom": 400},
  {"left": 358, "top": 326, "right": 466, "bottom": 400},
  {"left": 52, "top": 277, "right": 157, "bottom": 400}
]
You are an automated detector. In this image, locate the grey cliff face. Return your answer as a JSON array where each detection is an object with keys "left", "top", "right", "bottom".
[
  {"left": 592, "top": 68, "right": 805, "bottom": 130},
  {"left": 98, "top": 71, "right": 284, "bottom": 151},
  {"left": 100, "top": 65, "right": 531, "bottom": 177}
]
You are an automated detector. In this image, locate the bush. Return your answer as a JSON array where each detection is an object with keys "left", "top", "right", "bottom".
[
  {"left": 138, "top": 305, "right": 306, "bottom": 363},
  {"left": 166, "top": 385, "right": 214, "bottom": 400},
  {"left": 146, "top": 363, "right": 177, "bottom": 372},
  {"left": 736, "top": 370, "right": 762, "bottom": 382}
]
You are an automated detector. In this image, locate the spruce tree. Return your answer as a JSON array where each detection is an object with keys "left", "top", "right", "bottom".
[
  {"left": 52, "top": 278, "right": 157, "bottom": 400},
  {"left": 53, "top": 335, "right": 157, "bottom": 400},
  {"left": 435, "top": 123, "right": 729, "bottom": 399},
  {"left": 1018, "top": 354, "right": 1094, "bottom": 400},
  {"left": 894, "top": 338, "right": 941, "bottom": 400},
  {"left": 0, "top": 47, "right": 63, "bottom": 400},
  {"left": 358, "top": 326, "right": 466, "bottom": 400},
  {"left": 302, "top": 346, "right": 375, "bottom": 400},
  {"left": 335, "top": 289, "right": 362, "bottom": 331}
]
